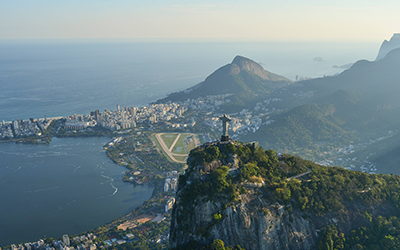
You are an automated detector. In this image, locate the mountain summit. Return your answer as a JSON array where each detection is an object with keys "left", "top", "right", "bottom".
[
  {"left": 230, "top": 55, "right": 289, "bottom": 81},
  {"left": 156, "top": 56, "right": 291, "bottom": 104},
  {"left": 376, "top": 33, "right": 400, "bottom": 61}
]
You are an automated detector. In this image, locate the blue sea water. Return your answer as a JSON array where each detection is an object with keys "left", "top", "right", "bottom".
[{"left": 0, "top": 39, "right": 380, "bottom": 246}]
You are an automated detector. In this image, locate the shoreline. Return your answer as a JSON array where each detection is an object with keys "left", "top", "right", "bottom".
[{"left": 2, "top": 130, "right": 179, "bottom": 248}]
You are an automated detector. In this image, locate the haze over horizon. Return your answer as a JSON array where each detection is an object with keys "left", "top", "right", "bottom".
[{"left": 1, "top": 0, "right": 399, "bottom": 42}]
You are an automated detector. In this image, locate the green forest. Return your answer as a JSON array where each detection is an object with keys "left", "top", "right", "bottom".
[{"left": 175, "top": 142, "right": 400, "bottom": 250}]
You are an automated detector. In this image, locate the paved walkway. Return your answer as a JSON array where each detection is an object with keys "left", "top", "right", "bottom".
[{"left": 286, "top": 168, "right": 312, "bottom": 181}]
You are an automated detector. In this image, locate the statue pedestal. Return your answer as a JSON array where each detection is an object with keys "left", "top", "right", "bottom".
[{"left": 221, "top": 135, "right": 229, "bottom": 142}]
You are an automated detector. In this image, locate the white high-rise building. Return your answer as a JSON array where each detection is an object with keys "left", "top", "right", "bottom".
[
  {"left": 170, "top": 177, "right": 178, "bottom": 192},
  {"left": 63, "top": 234, "right": 70, "bottom": 246},
  {"left": 12, "top": 120, "right": 19, "bottom": 130}
]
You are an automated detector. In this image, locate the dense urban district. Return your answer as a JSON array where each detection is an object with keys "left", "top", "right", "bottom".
[
  {"left": 0, "top": 94, "right": 273, "bottom": 144},
  {"left": 0, "top": 94, "right": 271, "bottom": 250}
]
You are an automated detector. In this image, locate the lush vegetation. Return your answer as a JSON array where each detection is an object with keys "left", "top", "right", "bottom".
[
  {"left": 266, "top": 162, "right": 400, "bottom": 217},
  {"left": 178, "top": 143, "right": 314, "bottom": 208},
  {"left": 176, "top": 141, "right": 400, "bottom": 249},
  {"left": 318, "top": 216, "right": 400, "bottom": 250},
  {"left": 41, "top": 119, "right": 61, "bottom": 140}
]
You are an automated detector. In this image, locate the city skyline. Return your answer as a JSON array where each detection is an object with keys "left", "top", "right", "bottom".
[{"left": 1, "top": 0, "right": 399, "bottom": 42}]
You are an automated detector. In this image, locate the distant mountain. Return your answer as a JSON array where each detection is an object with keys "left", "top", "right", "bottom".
[
  {"left": 245, "top": 103, "right": 358, "bottom": 159},
  {"left": 156, "top": 55, "right": 291, "bottom": 105},
  {"left": 243, "top": 47, "right": 400, "bottom": 165},
  {"left": 305, "top": 47, "right": 400, "bottom": 96},
  {"left": 376, "top": 33, "right": 400, "bottom": 61}
]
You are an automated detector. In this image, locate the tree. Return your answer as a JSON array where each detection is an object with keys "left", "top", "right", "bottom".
[
  {"left": 209, "top": 239, "right": 226, "bottom": 250},
  {"left": 212, "top": 166, "right": 229, "bottom": 193}
]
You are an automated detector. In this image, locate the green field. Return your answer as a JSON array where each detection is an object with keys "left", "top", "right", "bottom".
[
  {"left": 174, "top": 155, "right": 188, "bottom": 162},
  {"left": 171, "top": 133, "right": 199, "bottom": 155},
  {"left": 172, "top": 133, "right": 188, "bottom": 155},
  {"left": 154, "top": 133, "right": 199, "bottom": 163},
  {"left": 152, "top": 134, "right": 174, "bottom": 162},
  {"left": 161, "top": 133, "right": 178, "bottom": 149}
]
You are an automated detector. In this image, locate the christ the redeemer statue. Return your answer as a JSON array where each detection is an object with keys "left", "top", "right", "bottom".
[{"left": 219, "top": 114, "right": 231, "bottom": 142}]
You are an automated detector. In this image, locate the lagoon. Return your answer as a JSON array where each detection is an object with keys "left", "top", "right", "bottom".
[{"left": 0, "top": 137, "right": 153, "bottom": 246}]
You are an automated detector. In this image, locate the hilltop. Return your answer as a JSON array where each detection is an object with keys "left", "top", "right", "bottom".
[
  {"left": 155, "top": 56, "right": 291, "bottom": 109},
  {"left": 170, "top": 141, "right": 400, "bottom": 250}
]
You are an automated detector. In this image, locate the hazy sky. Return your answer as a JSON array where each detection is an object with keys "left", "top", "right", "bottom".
[{"left": 1, "top": 0, "right": 399, "bottom": 41}]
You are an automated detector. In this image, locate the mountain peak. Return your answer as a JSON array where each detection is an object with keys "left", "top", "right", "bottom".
[
  {"left": 231, "top": 55, "right": 289, "bottom": 81},
  {"left": 155, "top": 55, "right": 291, "bottom": 105},
  {"left": 232, "top": 55, "right": 259, "bottom": 68},
  {"left": 376, "top": 33, "right": 400, "bottom": 61}
]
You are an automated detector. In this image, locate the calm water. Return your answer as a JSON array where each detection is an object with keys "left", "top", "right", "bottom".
[
  {"left": 0, "top": 40, "right": 381, "bottom": 245},
  {"left": 0, "top": 137, "right": 153, "bottom": 246}
]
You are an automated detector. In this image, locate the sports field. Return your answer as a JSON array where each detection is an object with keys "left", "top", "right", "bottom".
[
  {"left": 160, "top": 133, "right": 179, "bottom": 149},
  {"left": 154, "top": 133, "right": 200, "bottom": 163}
]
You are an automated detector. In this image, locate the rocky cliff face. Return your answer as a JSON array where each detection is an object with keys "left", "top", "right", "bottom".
[
  {"left": 170, "top": 142, "right": 395, "bottom": 250},
  {"left": 171, "top": 188, "right": 318, "bottom": 250}
]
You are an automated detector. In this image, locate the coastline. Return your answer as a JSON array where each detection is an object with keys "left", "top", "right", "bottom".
[{"left": 1, "top": 122, "right": 182, "bottom": 248}]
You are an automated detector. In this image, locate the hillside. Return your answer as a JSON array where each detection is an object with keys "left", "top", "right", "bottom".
[
  {"left": 170, "top": 141, "right": 400, "bottom": 250},
  {"left": 245, "top": 103, "right": 358, "bottom": 160},
  {"left": 156, "top": 56, "right": 291, "bottom": 107},
  {"left": 346, "top": 132, "right": 400, "bottom": 174},
  {"left": 240, "top": 47, "right": 400, "bottom": 167}
]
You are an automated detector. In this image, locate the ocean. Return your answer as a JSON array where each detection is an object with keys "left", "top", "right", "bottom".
[{"left": 0, "top": 39, "right": 380, "bottom": 245}]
